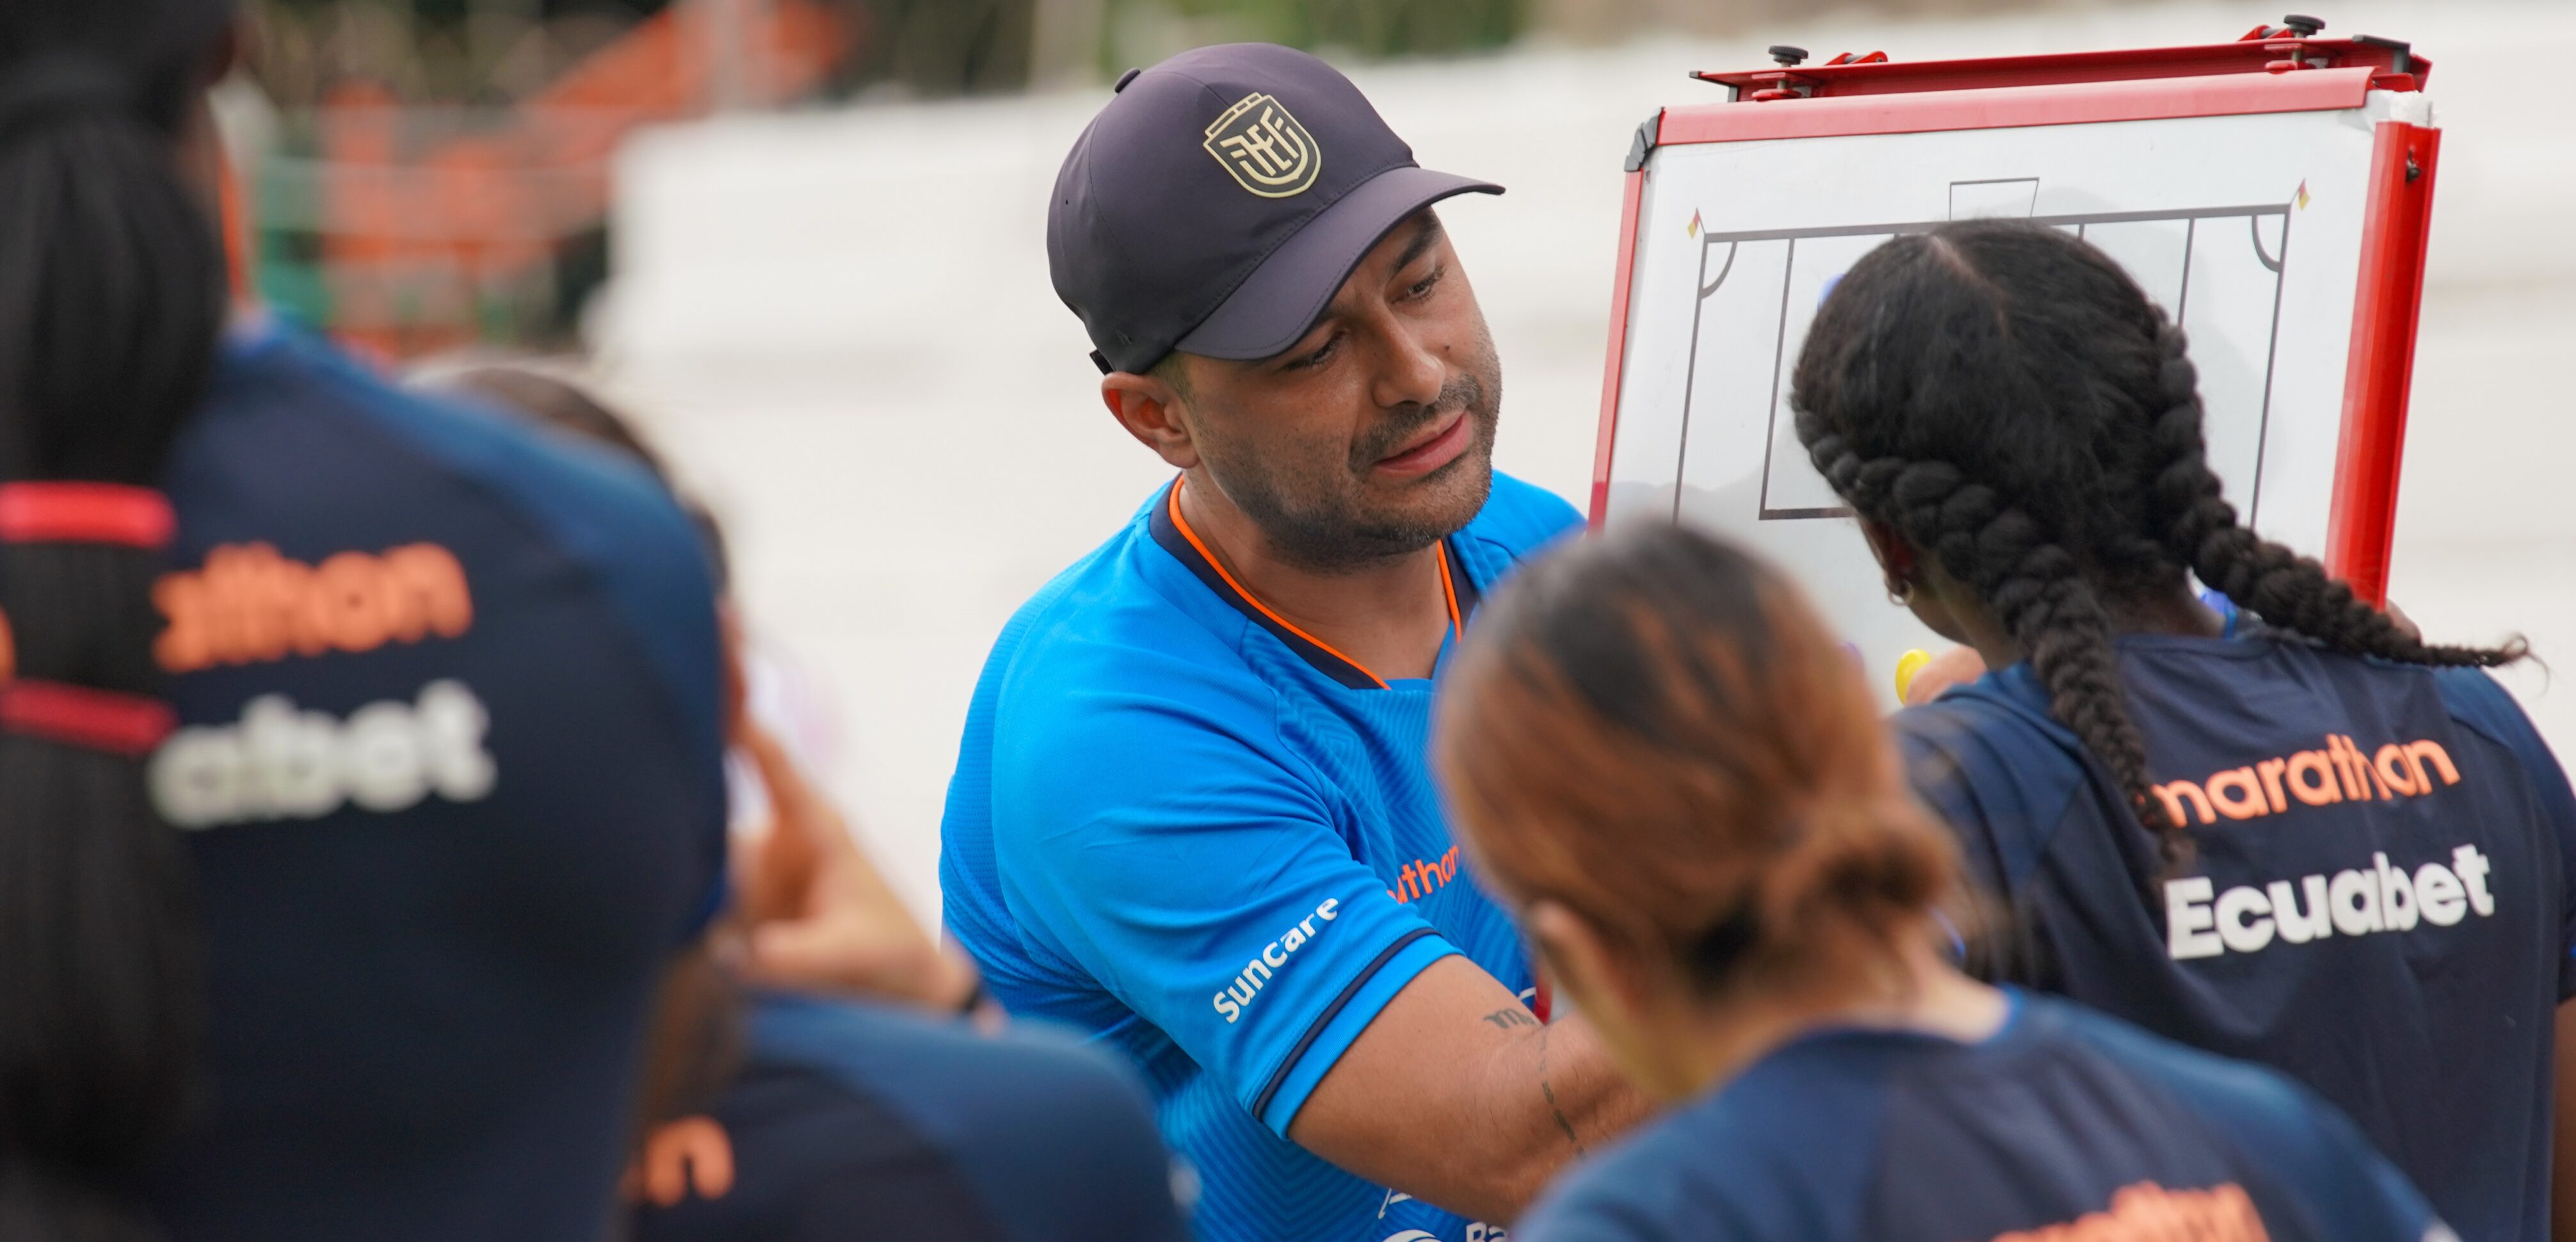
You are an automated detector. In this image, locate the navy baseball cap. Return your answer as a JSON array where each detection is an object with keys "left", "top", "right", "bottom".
[{"left": 1047, "top": 44, "right": 1502, "bottom": 375}]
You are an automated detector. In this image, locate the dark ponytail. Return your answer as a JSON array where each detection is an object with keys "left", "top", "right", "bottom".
[
  {"left": 0, "top": 4, "right": 234, "bottom": 1236},
  {"left": 1436, "top": 524, "right": 1960, "bottom": 1001},
  {"left": 1791, "top": 222, "right": 2522, "bottom": 857}
]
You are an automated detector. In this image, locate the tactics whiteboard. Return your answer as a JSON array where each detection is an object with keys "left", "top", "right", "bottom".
[{"left": 1590, "top": 33, "right": 2442, "bottom": 704}]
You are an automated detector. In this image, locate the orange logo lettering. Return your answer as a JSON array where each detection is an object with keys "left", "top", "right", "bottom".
[
  {"left": 156, "top": 542, "right": 472, "bottom": 673},
  {"left": 2153, "top": 734, "right": 2459, "bottom": 827},
  {"left": 1990, "top": 1182, "right": 2269, "bottom": 1242},
  {"left": 1389, "top": 844, "right": 1463, "bottom": 905}
]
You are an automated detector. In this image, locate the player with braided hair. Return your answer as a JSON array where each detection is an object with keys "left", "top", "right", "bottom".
[
  {"left": 1, "top": 5, "right": 743, "bottom": 1236},
  {"left": 1436, "top": 522, "right": 2451, "bottom": 1242},
  {"left": 1793, "top": 220, "right": 2573, "bottom": 1242}
]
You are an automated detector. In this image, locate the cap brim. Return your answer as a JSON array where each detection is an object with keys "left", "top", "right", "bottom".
[{"left": 1174, "top": 165, "right": 1502, "bottom": 364}]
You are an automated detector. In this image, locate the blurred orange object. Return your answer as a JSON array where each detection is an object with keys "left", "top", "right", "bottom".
[{"left": 313, "top": 0, "right": 851, "bottom": 356}]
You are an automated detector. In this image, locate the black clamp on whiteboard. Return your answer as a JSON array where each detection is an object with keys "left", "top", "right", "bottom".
[{"left": 1623, "top": 109, "right": 1663, "bottom": 173}]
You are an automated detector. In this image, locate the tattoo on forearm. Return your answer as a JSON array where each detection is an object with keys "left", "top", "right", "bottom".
[
  {"left": 1481, "top": 1006, "right": 1540, "bottom": 1030},
  {"left": 1536, "top": 1026, "right": 1587, "bottom": 1156}
]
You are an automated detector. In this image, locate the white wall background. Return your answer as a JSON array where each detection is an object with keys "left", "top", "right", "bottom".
[{"left": 591, "top": 0, "right": 2576, "bottom": 917}]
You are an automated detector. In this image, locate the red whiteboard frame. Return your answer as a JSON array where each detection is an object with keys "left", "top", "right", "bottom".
[{"left": 1590, "top": 41, "right": 2436, "bottom": 605}]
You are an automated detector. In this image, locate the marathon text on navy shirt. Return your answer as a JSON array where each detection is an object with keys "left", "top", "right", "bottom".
[{"left": 2153, "top": 731, "right": 2495, "bottom": 960}]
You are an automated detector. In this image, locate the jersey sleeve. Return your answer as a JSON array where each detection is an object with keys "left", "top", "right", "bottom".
[
  {"left": 988, "top": 656, "right": 1460, "bottom": 1134},
  {"left": 2434, "top": 668, "right": 2576, "bottom": 997}
]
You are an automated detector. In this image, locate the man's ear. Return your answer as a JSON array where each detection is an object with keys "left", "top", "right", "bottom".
[{"left": 1101, "top": 369, "right": 1201, "bottom": 471}]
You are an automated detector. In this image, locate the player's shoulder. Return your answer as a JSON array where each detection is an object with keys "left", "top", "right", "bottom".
[
  {"left": 1457, "top": 470, "right": 1582, "bottom": 563},
  {"left": 184, "top": 319, "right": 712, "bottom": 585},
  {"left": 173, "top": 321, "right": 721, "bottom": 725},
  {"left": 979, "top": 494, "right": 1292, "bottom": 748},
  {"left": 743, "top": 994, "right": 1184, "bottom": 1239},
  {"left": 2033, "top": 994, "right": 2349, "bottom": 1156},
  {"left": 1892, "top": 671, "right": 2091, "bottom": 879},
  {"left": 2428, "top": 664, "right": 2559, "bottom": 768},
  {"left": 2051, "top": 994, "right": 2447, "bottom": 1236},
  {"left": 1520, "top": 1033, "right": 1900, "bottom": 1242},
  {"left": 1892, "top": 667, "right": 2070, "bottom": 765}
]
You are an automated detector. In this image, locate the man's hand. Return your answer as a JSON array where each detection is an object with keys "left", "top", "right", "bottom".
[
  {"left": 1903, "top": 645, "right": 1988, "bottom": 707},
  {"left": 730, "top": 721, "right": 981, "bottom": 1014},
  {"left": 1285, "top": 955, "right": 1653, "bottom": 1223}
]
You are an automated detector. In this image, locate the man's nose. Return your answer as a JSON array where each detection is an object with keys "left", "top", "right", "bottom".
[{"left": 1370, "top": 320, "right": 1447, "bottom": 412}]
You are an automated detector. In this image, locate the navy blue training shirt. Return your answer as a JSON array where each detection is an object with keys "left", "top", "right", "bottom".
[
  {"left": 1897, "top": 633, "right": 2576, "bottom": 1242},
  {"left": 944, "top": 472, "right": 1581, "bottom": 1242},
  {"left": 631, "top": 992, "right": 1190, "bottom": 1242},
  {"left": 1518, "top": 990, "right": 2451, "bottom": 1242},
  {"left": 146, "top": 321, "right": 727, "bottom": 1239}
]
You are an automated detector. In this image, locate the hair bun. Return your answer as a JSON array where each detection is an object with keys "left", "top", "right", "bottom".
[{"left": 1746, "top": 795, "right": 1952, "bottom": 962}]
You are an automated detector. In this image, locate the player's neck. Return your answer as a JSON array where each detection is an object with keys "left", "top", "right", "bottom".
[
  {"left": 1938, "top": 583, "right": 2222, "bottom": 673},
  {"left": 1177, "top": 476, "right": 1454, "bottom": 682},
  {"left": 1675, "top": 940, "right": 2008, "bottom": 1097}
]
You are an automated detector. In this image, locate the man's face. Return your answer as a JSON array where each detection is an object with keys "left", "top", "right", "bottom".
[{"left": 1168, "top": 212, "right": 1502, "bottom": 572}]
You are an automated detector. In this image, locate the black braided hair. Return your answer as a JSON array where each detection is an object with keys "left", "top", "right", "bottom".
[
  {"left": 0, "top": 3, "right": 234, "bottom": 1237},
  {"left": 1791, "top": 222, "right": 2522, "bottom": 855},
  {"left": 2141, "top": 321, "right": 2521, "bottom": 667}
]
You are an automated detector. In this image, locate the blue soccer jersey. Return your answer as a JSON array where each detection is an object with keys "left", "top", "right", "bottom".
[
  {"left": 631, "top": 992, "right": 1189, "bottom": 1242},
  {"left": 1518, "top": 990, "right": 2450, "bottom": 1242},
  {"left": 942, "top": 472, "right": 1580, "bottom": 1242},
  {"left": 1897, "top": 633, "right": 2576, "bottom": 1242},
  {"left": 145, "top": 321, "right": 727, "bottom": 1239}
]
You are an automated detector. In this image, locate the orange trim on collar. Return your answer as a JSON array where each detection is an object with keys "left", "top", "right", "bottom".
[
  {"left": 1167, "top": 481, "right": 1392, "bottom": 690},
  {"left": 1167, "top": 480, "right": 1476, "bottom": 686},
  {"left": 1435, "top": 546, "right": 1465, "bottom": 638}
]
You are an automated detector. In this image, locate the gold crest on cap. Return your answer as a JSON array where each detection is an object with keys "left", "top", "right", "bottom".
[{"left": 1203, "top": 92, "right": 1321, "bottom": 198}]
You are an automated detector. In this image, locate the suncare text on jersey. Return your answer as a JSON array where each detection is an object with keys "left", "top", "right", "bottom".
[
  {"left": 1212, "top": 898, "right": 1339, "bottom": 1024},
  {"left": 2152, "top": 733, "right": 2460, "bottom": 826}
]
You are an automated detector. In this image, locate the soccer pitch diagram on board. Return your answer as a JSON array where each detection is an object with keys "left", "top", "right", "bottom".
[
  {"left": 1597, "top": 97, "right": 2428, "bottom": 701},
  {"left": 1709, "top": 190, "right": 2295, "bottom": 528}
]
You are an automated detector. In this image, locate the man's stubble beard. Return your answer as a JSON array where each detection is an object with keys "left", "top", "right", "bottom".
[{"left": 1203, "top": 346, "right": 1502, "bottom": 576}]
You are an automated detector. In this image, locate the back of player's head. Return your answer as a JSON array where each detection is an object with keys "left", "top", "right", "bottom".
[
  {"left": 426, "top": 363, "right": 731, "bottom": 592},
  {"left": 0, "top": 1, "right": 234, "bottom": 1236},
  {"left": 1791, "top": 220, "right": 2522, "bottom": 853},
  {"left": 1435, "top": 522, "right": 1954, "bottom": 999}
]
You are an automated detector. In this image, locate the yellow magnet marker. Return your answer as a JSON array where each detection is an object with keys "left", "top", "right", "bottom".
[{"left": 1894, "top": 649, "right": 1931, "bottom": 704}]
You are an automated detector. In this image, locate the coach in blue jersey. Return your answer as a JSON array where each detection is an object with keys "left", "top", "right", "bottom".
[
  {"left": 942, "top": 43, "right": 1652, "bottom": 1242},
  {"left": 1791, "top": 221, "right": 2573, "bottom": 1242}
]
